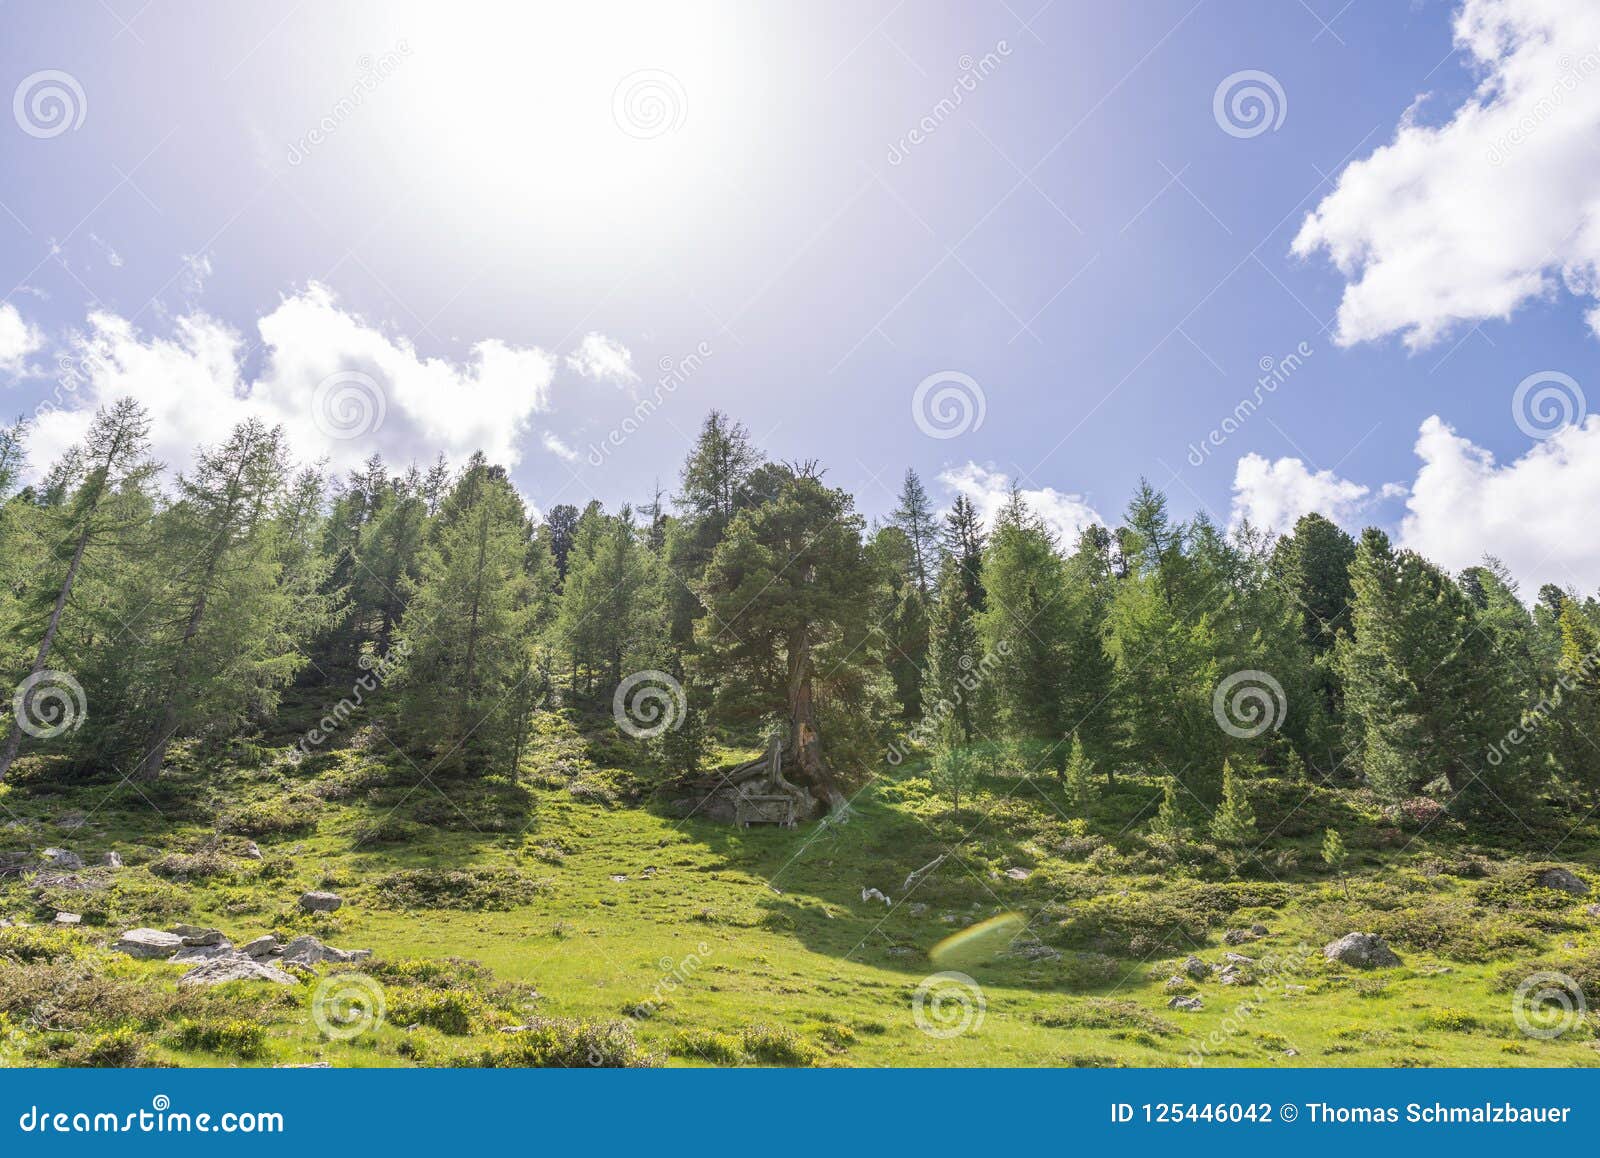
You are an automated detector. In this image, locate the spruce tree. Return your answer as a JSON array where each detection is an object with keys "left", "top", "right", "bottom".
[
  {"left": 1209, "top": 759, "right": 1257, "bottom": 847},
  {"left": 890, "top": 468, "right": 937, "bottom": 597}
]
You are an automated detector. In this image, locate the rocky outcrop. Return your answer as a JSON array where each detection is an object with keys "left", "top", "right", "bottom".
[
  {"left": 178, "top": 955, "right": 297, "bottom": 986},
  {"left": 41, "top": 847, "right": 83, "bottom": 869},
  {"left": 297, "top": 890, "right": 342, "bottom": 913},
  {"left": 113, "top": 928, "right": 185, "bottom": 959},
  {"left": 239, "top": 935, "right": 280, "bottom": 959},
  {"left": 1536, "top": 867, "right": 1589, "bottom": 896},
  {"left": 278, "top": 935, "right": 372, "bottom": 967},
  {"left": 1323, "top": 932, "right": 1401, "bottom": 968}
]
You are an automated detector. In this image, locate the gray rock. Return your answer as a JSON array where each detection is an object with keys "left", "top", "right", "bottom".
[
  {"left": 1167, "top": 995, "right": 1204, "bottom": 1011},
  {"left": 170, "top": 924, "right": 228, "bottom": 947},
  {"left": 1004, "top": 867, "right": 1031, "bottom": 881},
  {"left": 178, "top": 955, "right": 297, "bottom": 986},
  {"left": 1323, "top": 932, "right": 1401, "bottom": 969},
  {"left": 278, "top": 935, "right": 372, "bottom": 967},
  {"left": 297, "top": 890, "right": 342, "bottom": 913},
  {"left": 1249, "top": 923, "right": 1269, "bottom": 936},
  {"left": 1181, "top": 955, "right": 1209, "bottom": 980},
  {"left": 113, "top": 928, "right": 184, "bottom": 959},
  {"left": 1536, "top": 867, "right": 1589, "bottom": 896},
  {"left": 169, "top": 943, "right": 239, "bottom": 963},
  {"left": 240, "top": 935, "right": 280, "bottom": 959},
  {"left": 1222, "top": 952, "right": 1255, "bottom": 965},
  {"left": 1163, "top": 975, "right": 1194, "bottom": 994},
  {"left": 53, "top": 911, "right": 81, "bottom": 925},
  {"left": 1223, "top": 928, "right": 1253, "bottom": 945},
  {"left": 243, "top": 842, "right": 263, "bottom": 861},
  {"left": 41, "top": 847, "right": 82, "bottom": 869},
  {"left": 860, "top": 886, "right": 890, "bottom": 905},
  {"left": 908, "top": 903, "right": 929, "bottom": 917},
  {"left": 102, "top": 851, "right": 123, "bottom": 869}
]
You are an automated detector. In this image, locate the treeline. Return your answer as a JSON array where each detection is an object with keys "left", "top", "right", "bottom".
[{"left": 1, "top": 400, "right": 1598, "bottom": 830}]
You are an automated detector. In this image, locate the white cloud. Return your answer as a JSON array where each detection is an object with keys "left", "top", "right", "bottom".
[
  {"left": 541, "top": 431, "right": 578, "bottom": 462},
  {"left": 1228, "top": 453, "right": 1375, "bottom": 534},
  {"left": 0, "top": 302, "right": 43, "bottom": 376},
  {"left": 1292, "top": 0, "right": 1600, "bottom": 347},
  {"left": 29, "top": 282, "right": 557, "bottom": 480},
  {"left": 937, "top": 462, "right": 1103, "bottom": 545},
  {"left": 565, "top": 332, "right": 639, "bottom": 385},
  {"left": 1398, "top": 414, "right": 1600, "bottom": 592}
]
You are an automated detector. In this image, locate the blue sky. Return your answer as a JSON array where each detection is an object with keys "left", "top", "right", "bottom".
[{"left": 4, "top": 1, "right": 1600, "bottom": 593}]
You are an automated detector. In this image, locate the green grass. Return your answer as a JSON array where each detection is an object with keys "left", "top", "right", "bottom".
[{"left": 2, "top": 705, "right": 1599, "bottom": 1068}]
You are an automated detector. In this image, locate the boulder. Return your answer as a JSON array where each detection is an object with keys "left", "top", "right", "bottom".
[
  {"left": 178, "top": 955, "right": 297, "bottom": 986},
  {"left": 860, "top": 887, "right": 891, "bottom": 905},
  {"left": 243, "top": 842, "right": 263, "bottom": 861},
  {"left": 113, "top": 928, "right": 184, "bottom": 959},
  {"left": 297, "top": 890, "right": 342, "bottom": 913},
  {"left": 1223, "top": 928, "right": 1254, "bottom": 945},
  {"left": 41, "top": 847, "right": 82, "bottom": 869},
  {"left": 170, "top": 924, "right": 228, "bottom": 947},
  {"left": 1163, "top": 975, "right": 1194, "bottom": 994},
  {"left": 53, "top": 911, "right": 81, "bottom": 925},
  {"left": 1249, "top": 924, "right": 1269, "bottom": 936},
  {"left": 1536, "top": 867, "right": 1589, "bottom": 896},
  {"left": 1323, "top": 932, "right": 1401, "bottom": 969},
  {"left": 240, "top": 935, "right": 280, "bottom": 959},
  {"left": 278, "top": 935, "right": 372, "bottom": 967},
  {"left": 1181, "top": 955, "right": 1209, "bottom": 980},
  {"left": 1167, "top": 995, "right": 1203, "bottom": 1011},
  {"left": 102, "top": 851, "right": 123, "bottom": 869},
  {"left": 1004, "top": 867, "right": 1031, "bottom": 881},
  {"left": 170, "top": 943, "right": 239, "bottom": 963}
]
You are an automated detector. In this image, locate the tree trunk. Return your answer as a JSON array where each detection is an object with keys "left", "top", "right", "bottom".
[
  {"left": 0, "top": 527, "right": 91, "bottom": 783},
  {"left": 784, "top": 626, "right": 846, "bottom": 814}
]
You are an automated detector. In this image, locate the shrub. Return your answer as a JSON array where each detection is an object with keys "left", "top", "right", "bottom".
[
  {"left": 1034, "top": 999, "right": 1178, "bottom": 1037},
  {"left": 373, "top": 867, "right": 549, "bottom": 911},
  {"left": 149, "top": 850, "right": 234, "bottom": 880},
  {"left": 170, "top": 1017, "right": 270, "bottom": 1059},
  {"left": 0, "top": 925, "right": 84, "bottom": 964},
  {"left": 388, "top": 987, "right": 489, "bottom": 1035},
  {"left": 447, "top": 1018, "right": 651, "bottom": 1067},
  {"left": 66, "top": 1026, "right": 147, "bottom": 1067},
  {"left": 669, "top": 1027, "right": 744, "bottom": 1065},
  {"left": 739, "top": 1024, "right": 822, "bottom": 1066},
  {"left": 218, "top": 797, "right": 319, "bottom": 838}
]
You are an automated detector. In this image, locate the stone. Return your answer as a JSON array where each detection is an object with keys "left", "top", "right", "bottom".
[
  {"left": 1249, "top": 924, "right": 1269, "bottom": 936},
  {"left": 1222, "top": 952, "right": 1255, "bottom": 965},
  {"left": 1004, "top": 867, "right": 1031, "bottom": 881},
  {"left": 1163, "top": 975, "right": 1194, "bottom": 994},
  {"left": 297, "top": 891, "right": 342, "bottom": 913},
  {"left": 243, "top": 842, "right": 263, "bottom": 861},
  {"left": 170, "top": 924, "right": 227, "bottom": 947},
  {"left": 1223, "top": 928, "right": 1253, "bottom": 945},
  {"left": 240, "top": 935, "right": 280, "bottom": 959},
  {"left": 860, "top": 887, "right": 891, "bottom": 905},
  {"left": 170, "top": 943, "right": 239, "bottom": 963},
  {"left": 1536, "top": 867, "right": 1589, "bottom": 896},
  {"left": 55, "top": 812, "right": 86, "bottom": 830},
  {"left": 113, "top": 928, "right": 184, "bottom": 959},
  {"left": 1323, "top": 932, "right": 1401, "bottom": 969},
  {"left": 41, "top": 847, "right": 82, "bottom": 869},
  {"left": 1181, "top": 955, "right": 1209, "bottom": 980},
  {"left": 102, "top": 851, "right": 123, "bottom": 869},
  {"left": 53, "top": 912, "right": 81, "bottom": 925},
  {"left": 1586, "top": 903, "right": 1600, "bottom": 918},
  {"left": 1167, "top": 995, "right": 1203, "bottom": 1011},
  {"left": 278, "top": 935, "right": 372, "bottom": 967},
  {"left": 1217, "top": 965, "right": 1252, "bottom": 985},
  {"left": 908, "top": 903, "right": 929, "bottom": 917},
  {"left": 178, "top": 955, "right": 297, "bottom": 986}
]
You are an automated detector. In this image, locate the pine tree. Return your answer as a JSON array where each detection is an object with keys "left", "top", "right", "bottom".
[
  {"left": 924, "top": 552, "right": 981, "bottom": 742},
  {"left": 1063, "top": 731, "right": 1095, "bottom": 813},
  {"left": 1149, "top": 775, "right": 1192, "bottom": 842},
  {"left": 1209, "top": 759, "right": 1257, "bottom": 847},
  {"left": 942, "top": 493, "right": 987, "bottom": 612},
  {"left": 1, "top": 399, "right": 158, "bottom": 782},
  {"left": 890, "top": 468, "right": 937, "bottom": 597},
  {"left": 929, "top": 717, "right": 976, "bottom": 812}
]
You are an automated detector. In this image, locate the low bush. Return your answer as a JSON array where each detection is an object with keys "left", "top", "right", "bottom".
[{"left": 373, "top": 866, "right": 550, "bottom": 911}]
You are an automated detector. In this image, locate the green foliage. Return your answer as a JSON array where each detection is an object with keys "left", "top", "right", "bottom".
[
  {"left": 1063, "top": 732, "right": 1096, "bottom": 813},
  {"left": 1209, "top": 760, "right": 1257, "bottom": 847},
  {"left": 170, "top": 1017, "right": 270, "bottom": 1059}
]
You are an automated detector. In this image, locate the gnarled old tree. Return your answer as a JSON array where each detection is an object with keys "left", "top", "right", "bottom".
[{"left": 694, "top": 466, "right": 876, "bottom": 817}]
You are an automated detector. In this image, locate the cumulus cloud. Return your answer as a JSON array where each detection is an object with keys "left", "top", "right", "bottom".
[
  {"left": 1292, "top": 0, "right": 1600, "bottom": 347},
  {"left": 937, "top": 462, "right": 1104, "bottom": 544},
  {"left": 1398, "top": 414, "right": 1600, "bottom": 592},
  {"left": 0, "top": 302, "right": 43, "bottom": 376},
  {"left": 29, "top": 283, "right": 556, "bottom": 480},
  {"left": 1228, "top": 453, "right": 1377, "bottom": 534},
  {"left": 565, "top": 331, "right": 639, "bottom": 385},
  {"left": 541, "top": 431, "right": 579, "bottom": 462}
]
